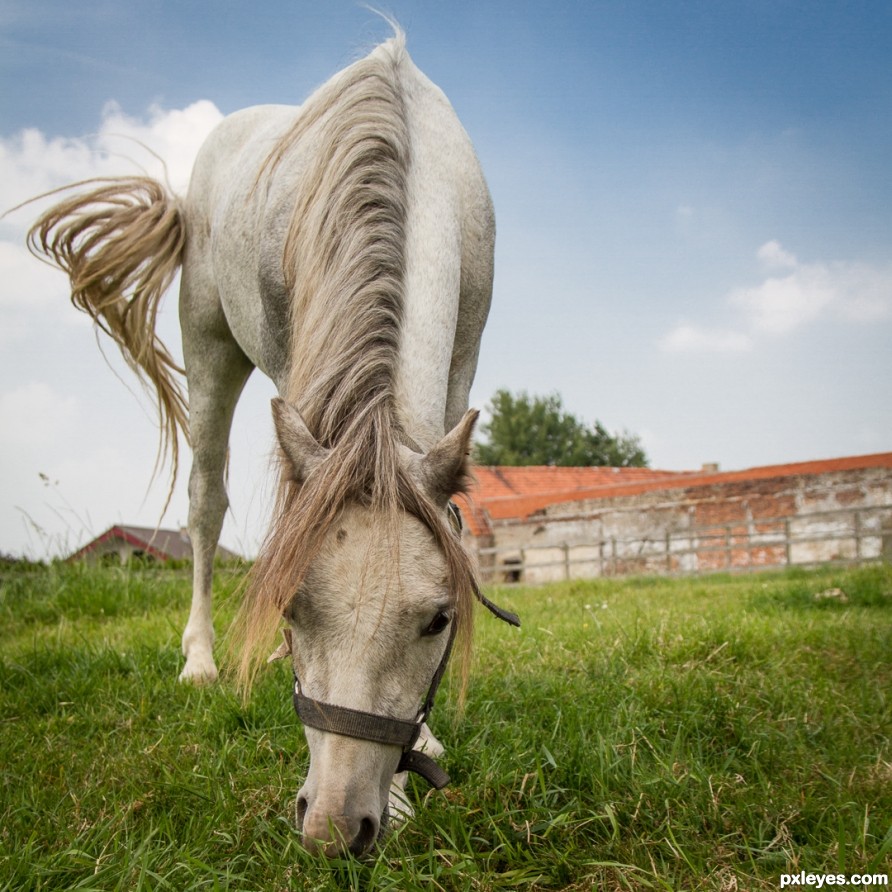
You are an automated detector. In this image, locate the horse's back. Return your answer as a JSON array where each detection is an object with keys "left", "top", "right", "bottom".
[{"left": 181, "top": 41, "right": 494, "bottom": 429}]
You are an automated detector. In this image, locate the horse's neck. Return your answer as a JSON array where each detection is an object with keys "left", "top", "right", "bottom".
[
  {"left": 392, "top": 72, "right": 469, "bottom": 451},
  {"left": 393, "top": 291, "right": 454, "bottom": 452}
]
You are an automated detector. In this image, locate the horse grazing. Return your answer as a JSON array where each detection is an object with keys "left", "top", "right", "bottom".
[{"left": 28, "top": 32, "right": 516, "bottom": 857}]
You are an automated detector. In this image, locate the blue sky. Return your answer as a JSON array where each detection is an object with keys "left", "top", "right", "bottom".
[{"left": 2, "top": 1, "right": 890, "bottom": 557}]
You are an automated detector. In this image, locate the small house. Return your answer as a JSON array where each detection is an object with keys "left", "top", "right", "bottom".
[{"left": 69, "top": 525, "right": 241, "bottom": 564}]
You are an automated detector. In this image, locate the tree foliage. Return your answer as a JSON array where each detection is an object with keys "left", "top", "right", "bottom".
[{"left": 474, "top": 389, "right": 649, "bottom": 467}]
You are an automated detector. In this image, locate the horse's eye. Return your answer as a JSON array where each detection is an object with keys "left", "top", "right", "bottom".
[{"left": 423, "top": 611, "right": 451, "bottom": 636}]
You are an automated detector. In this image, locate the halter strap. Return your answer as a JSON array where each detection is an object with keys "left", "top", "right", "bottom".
[
  {"left": 294, "top": 691, "right": 421, "bottom": 748},
  {"left": 293, "top": 619, "right": 458, "bottom": 789},
  {"left": 449, "top": 501, "right": 521, "bottom": 627},
  {"left": 474, "top": 580, "right": 521, "bottom": 627},
  {"left": 293, "top": 687, "right": 452, "bottom": 788}
]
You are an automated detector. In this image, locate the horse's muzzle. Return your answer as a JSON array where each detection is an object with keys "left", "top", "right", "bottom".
[{"left": 296, "top": 792, "right": 381, "bottom": 858}]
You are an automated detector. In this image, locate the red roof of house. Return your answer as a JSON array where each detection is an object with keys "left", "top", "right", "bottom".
[
  {"left": 455, "top": 465, "right": 694, "bottom": 535},
  {"left": 69, "top": 525, "right": 241, "bottom": 562},
  {"left": 457, "top": 453, "right": 892, "bottom": 536}
]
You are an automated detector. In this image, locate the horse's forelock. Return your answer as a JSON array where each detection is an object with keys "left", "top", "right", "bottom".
[{"left": 232, "top": 423, "right": 478, "bottom": 696}]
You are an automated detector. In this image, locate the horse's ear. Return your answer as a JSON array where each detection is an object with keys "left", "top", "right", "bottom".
[
  {"left": 266, "top": 627, "right": 293, "bottom": 663},
  {"left": 271, "top": 398, "right": 328, "bottom": 483},
  {"left": 420, "top": 409, "right": 479, "bottom": 506}
]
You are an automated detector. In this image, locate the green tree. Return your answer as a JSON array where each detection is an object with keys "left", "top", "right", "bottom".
[{"left": 475, "top": 389, "right": 649, "bottom": 467}]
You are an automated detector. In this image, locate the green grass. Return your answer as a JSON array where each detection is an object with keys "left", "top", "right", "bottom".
[{"left": 1, "top": 562, "right": 890, "bottom": 890}]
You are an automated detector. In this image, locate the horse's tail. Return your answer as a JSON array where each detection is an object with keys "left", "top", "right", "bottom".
[{"left": 27, "top": 176, "right": 190, "bottom": 492}]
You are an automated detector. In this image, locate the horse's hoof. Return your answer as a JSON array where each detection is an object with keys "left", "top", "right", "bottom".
[{"left": 179, "top": 658, "right": 219, "bottom": 684}]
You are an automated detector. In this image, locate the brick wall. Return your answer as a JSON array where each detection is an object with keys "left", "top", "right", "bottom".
[{"left": 476, "top": 460, "right": 892, "bottom": 583}]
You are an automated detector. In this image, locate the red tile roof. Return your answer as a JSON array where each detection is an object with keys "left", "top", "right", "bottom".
[
  {"left": 69, "top": 525, "right": 241, "bottom": 562},
  {"left": 457, "top": 453, "right": 892, "bottom": 537},
  {"left": 456, "top": 465, "right": 694, "bottom": 535}
]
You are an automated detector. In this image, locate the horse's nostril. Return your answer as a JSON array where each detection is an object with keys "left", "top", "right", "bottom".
[
  {"left": 296, "top": 795, "right": 308, "bottom": 831},
  {"left": 349, "top": 816, "right": 379, "bottom": 856}
]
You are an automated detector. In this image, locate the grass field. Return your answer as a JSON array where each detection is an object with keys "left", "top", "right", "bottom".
[{"left": 1, "top": 561, "right": 890, "bottom": 891}]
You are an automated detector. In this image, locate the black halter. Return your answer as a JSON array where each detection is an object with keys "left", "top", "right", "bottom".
[{"left": 291, "top": 502, "right": 520, "bottom": 789}]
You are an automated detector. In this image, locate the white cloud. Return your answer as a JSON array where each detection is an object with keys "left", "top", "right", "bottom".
[
  {"left": 0, "top": 240, "right": 66, "bottom": 307},
  {"left": 0, "top": 240, "right": 78, "bottom": 341},
  {"left": 1, "top": 98, "right": 223, "bottom": 216},
  {"left": 0, "top": 239, "right": 78, "bottom": 344},
  {"left": 733, "top": 243, "right": 891, "bottom": 335},
  {"left": 730, "top": 265, "right": 837, "bottom": 335},
  {"left": 0, "top": 381, "right": 77, "bottom": 446},
  {"left": 95, "top": 100, "right": 224, "bottom": 193},
  {"left": 660, "top": 324, "right": 753, "bottom": 354},
  {"left": 827, "top": 260, "right": 892, "bottom": 323},
  {"left": 662, "top": 241, "right": 892, "bottom": 351},
  {"left": 0, "top": 99, "right": 224, "bottom": 339},
  {"left": 757, "top": 239, "right": 797, "bottom": 271}
]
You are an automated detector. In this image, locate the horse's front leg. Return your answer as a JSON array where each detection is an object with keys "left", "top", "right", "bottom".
[
  {"left": 179, "top": 309, "right": 253, "bottom": 683},
  {"left": 387, "top": 723, "right": 445, "bottom": 822},
  {"left": 179, "top": 445, "right": 228, "bottom": 683}
]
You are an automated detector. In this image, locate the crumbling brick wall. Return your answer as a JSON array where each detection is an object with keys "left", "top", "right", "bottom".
[{"left": 482, "top": 462, "right": 892, "bottom": 582}]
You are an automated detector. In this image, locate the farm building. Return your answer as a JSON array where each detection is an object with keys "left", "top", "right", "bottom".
[
  {"left": 69, "top": 526, "right": 241, "bottom": 565},
  {"left": 456, "top": 453, "right": 892, "bottom": 583}
]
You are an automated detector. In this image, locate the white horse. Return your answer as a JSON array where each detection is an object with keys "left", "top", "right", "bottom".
[{"left": 28, "top": 32, "right": 507, "bottom": 857}]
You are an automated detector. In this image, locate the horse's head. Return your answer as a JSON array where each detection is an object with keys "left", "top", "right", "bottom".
[{"left": 268, "top": 399, "right": 477, "bottom": 857}]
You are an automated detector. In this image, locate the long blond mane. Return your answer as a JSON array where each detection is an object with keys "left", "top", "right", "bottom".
[{"left": 231, "top": 35, "right": 477, "bottom": 693}]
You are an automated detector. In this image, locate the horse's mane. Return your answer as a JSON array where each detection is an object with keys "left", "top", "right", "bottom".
[{"left": 231, "top": 34, "right": 477, "bottom": 694}]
